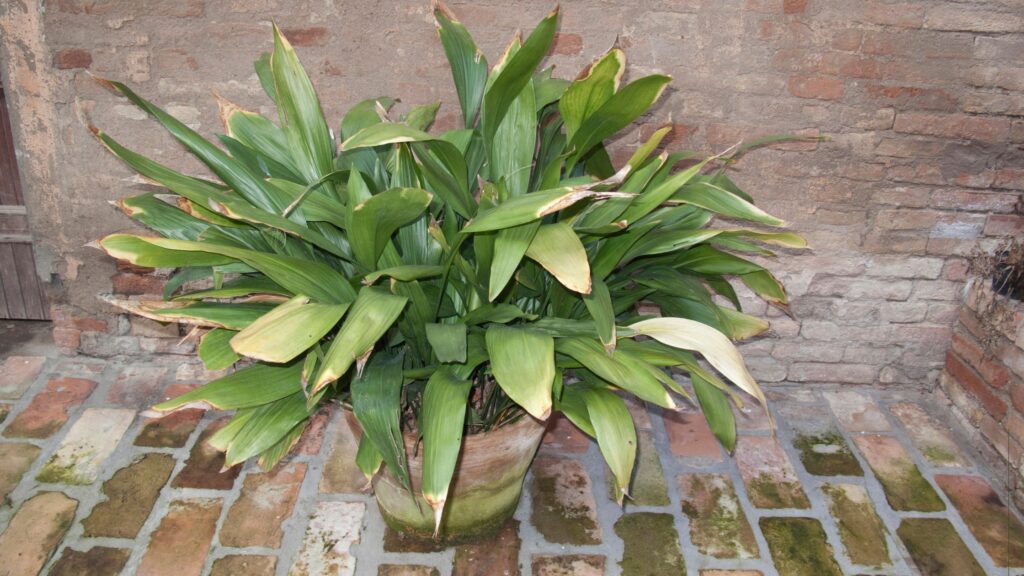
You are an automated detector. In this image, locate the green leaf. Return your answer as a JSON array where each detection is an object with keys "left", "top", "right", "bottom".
[
  {"left": 582, "top": 277, "right": 616, "bottom": 352},
  {"left": 556, "top": 385, "right": 596, "bottom": 438},
  {"left": 341, "top": 96, "right": 396, "bottom": 139},
  {"left": 349, "top": 187, "right": 433, "bottom": 268},
  {"left": 525, "top": 222, "right": 592, "bottom": 295},
  {"left": 351, "top": 352, "right": 411, "bottom": 490},
  {"left": 97, "top": 234, "right": 236, "bottom": 269},
  {"left": 489, "top": 221, "right": 540, "bottom": 301},
  {"left": 363, "top": 265, "right": 445, "bottom": 286},
  {"left": 582, "top": 386, "right": 636, "bottom": 503},
  {"left": 257, "top": 419, "right": 308, "bottom": 470},
  {"left": 464, "top": 187, "right": 627, "bottom": 233},
  {"left": 147, "top": 301, "right": 276, "bottom": 330},
  {"left": 461, "top": 303, "right": 530, "bottom": 326},
  {"left": 419, "top": 367, "right": 473, "bottom": 535},
  {"left": 740, "top": 269, "right": 789, "bottom": 305},
  {"left": 676, "top": 245, "right": 765, "bottom": 276},
  {"left": 486, "top": 325, "right": 555, "bottom": 420},
  {"left": 313, "top": 287, "right": 408, "bottom": 393},
  {"left": 435, "top": 3, "right": 488, "bottom": 127},
  {"left": 426, "top": 323, "right": 468, "bottom": 363},
  {"left": 341, "top": 123, "right": 435, "bottom": 151},
  {"left": 224, "top": 106, "right": 302, "bottom": 180},
  {"left": 673, "top": 181, "right": 785, "bottom": 227},
  {"left": 567, "top": 74, "right": 671, "bottom": 165},
  {"left": 154, "top": 362, "right": 302, "bottom": 411},
  {"left": 174, "top": 276, "right": 288, "bottom": 300},
  {"left": 356, "top": 433, "right": 384, "bottom": 480},
  {"left": 481, "top": 7, "right": 559, "bottom": 144},
  {"left": 117, "top": 193, "right": 208, "bottom": 241},
  {"left": 198, "top": 329, "right": 240, "bottom": 370},
  {"left": 555, "top": 337, "right": 675, "bottom": 409},
  {"left": 225, "top": 391, "right": 311, "bottom": 466},
  {"left": 271, "top": 24, "right": 335, "bottom": 184},
  {"left": 560, "top": 49, "right": 625, "bottom": 141},
  {"left": 490, "top": 74, "right": 536, "bottom": 197},
  {"left": 230, "top": 295, "right": 349, "bottom": 363},
  {"left": 692, "top": 373, "right": 737, "bottom": 452}
]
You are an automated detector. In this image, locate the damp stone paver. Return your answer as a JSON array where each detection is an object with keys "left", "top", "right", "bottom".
[
  {"left": 935, "top": 474, "right": 1024, "bottom": 567},
  {"left": 897, "top": 517, "right": 986, "bottom": 576},
  {"left": 35, "top": 407, "right": 135, "bottom": 485},
  {"left": 678, "top": 473, "right": 758, "bottom": 559},
  {"left": 0, "top": 355, "right": 46, "bottom": 399},
  {"left": 735, "top": 436, "right": 810, "bottom": 509},
  {"left": 608, "top": 429, "right": 669, "bottom": 506},
  {"left": 889, "top": 402, "right": 970, "bottom": 467},
  {"left": 821, "top": 483, "right": 890, "bottom": 567},
  {"left": 759, "top": 517, "right": 843, "bottom": 576},
  {"left": 0, "top": 348, "right": 1021, "bottom": 576},
  {"left": 852, "top": 434, "right": 945, "bottom": 512},
  {"left": 792, "top": 429, "right": 862, "bottom": 476},
  {"left": 614, "top": 512, "right": 685, "bottom": 576},
  {"left": 530, "top": 456, "right": 601, "bottom": 545}
]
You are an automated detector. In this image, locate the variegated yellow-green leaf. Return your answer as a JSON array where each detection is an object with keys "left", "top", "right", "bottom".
[
  {"left": 419, "top": 367, "right": 473, "bottom": 535},
  {"left": 198, "top": 328, "right": 240, "bottom": 370},
  {"left": 628, "top": 317, "right": 767, "bottom": 414},
  {"left": 341, "top": 123, "right": 435, "bottom": 151},
  {"left": 464, "top": 187, "right": 630, "bottom": 233},
  {"left": 525, "top": 222, "right": 592, "bottom": 294},
  {"left": 313, "top": 287, "right": 408, "bottom": 393},
  {"left": 230, "top": 295, "right": 350, "bottom": 363},
  {"left": 560, "top": 48, "right": 625, "bottom": 141},
  {"left": 153, "top": 363, "right": 302, "bottom": 412},
  {"left": 486, "top": 325, "right": 554, "bottom": 420}
]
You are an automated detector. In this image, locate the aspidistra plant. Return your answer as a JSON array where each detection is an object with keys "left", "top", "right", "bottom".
[{"left": 93, "top": 3, "right": 805, "bottom": 530}]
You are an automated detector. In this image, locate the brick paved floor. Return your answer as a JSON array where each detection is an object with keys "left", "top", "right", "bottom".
[{"left": 1, "top": 335, "right": 1023, "bottom": 575}]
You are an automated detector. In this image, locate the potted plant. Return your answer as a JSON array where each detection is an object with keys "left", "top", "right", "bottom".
[{"left": 92, "top": 3, "right": 805, "bottom": 542}]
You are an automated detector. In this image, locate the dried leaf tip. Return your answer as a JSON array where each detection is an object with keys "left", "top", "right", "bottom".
[{"left": 432, "top": 0, "right": 458, "bottom": 23}]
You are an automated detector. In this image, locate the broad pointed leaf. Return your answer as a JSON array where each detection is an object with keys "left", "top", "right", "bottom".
[
  {"left": 351, "top": 352, "right": 411, "bottom": 490},
  {"left": 486, "top": 325, "right": 555, "bottom": 420},
  {"left": 230, "top": 295, "right": 350, "bottom": 363},
  {"left": 420, "top": 367, "right": 473, "bottom": 535},
  {"left": 525, "top": 222, "right": 592, "bottom": 294}
]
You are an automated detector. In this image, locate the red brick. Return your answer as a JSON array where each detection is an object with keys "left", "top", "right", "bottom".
[
  {"left": 861, "top": 1, "right": 925, "bottom": 28},
  {"left": 138, "top": 499, "right": 221, "bottom": 576},
  {"left": 111, "top": 272, "right": 165, "bottom": 295},
  {"left": 280, "top": 26, "right": 329, "bottom": 47},
  {"left": 663, "top": 406, "right": 722, "bottom": 460},
  {"left": 53, "top": 48, "right": 92, "bottom": 69},
  {"left": 931, "top": 189, "right": 1021, "bottom": 213},
  {"left": 294, "top": 405, "right": 332, "bottom": 455},
  {"left": 4, "top": 377, "right": 96, "bottom": 439},
  {"left": 783, "top": 0, "right": 806, "bottom": 14},
  {"left": 82, "top": 454, "right": 176, "bottom": 538},
  {"left": 788, "top": 75, "right": 843, "bottom": 100},
  {"left": 946, "top": 352, "right": 1008, "bottom": 421},
  {"left": 831, "top": 29, "right": 862, "bottom": 52},
  {"left": 52, "top": 328, "right": 81, "bottom": 350},
  {"left": 551, "top": 33, "right": 583, "bottom": 56},
  {"left": 453, "top": 520, "right": 521, "bottom": 576},
  {"left": 1011, "top": 378, "right": 1024, "bottom": 413},
  {"left": 542, "top": 413, "right": 591, "bottom": 454},
  {"left": 173, "top": 419, "right": 242, "bottom": 490},
  {"left": 952, "top": 331, "right": 986, "bottom": 371},
  {"left": 220, "top": 462, "right": 307, "bottom": 548},
  {"left": 116, "top": 260, "right": 153, "bottom": 274},
  {"left": 993, "top": 168, "right": 1024, "bottom": 190},
  {"left": 894, "top": 112, "right": 1011, "bottom": 143},
  {"left": 865, "top": 84, "right": 957, "bottom": 111},
  {"left": 821, "top": 54, "right": 886, "bottom": 80},
  {"left": 0, "top": 356, "right": 46, "bottom": 400},
  {"left": 984, "top": 214, "right": 1024, "bottom": 237},
  {"left": 71, "top": 315, "right": 107, "bottom": 332},
  {"left": 0, "top": 492, "right": 78, "bottom": 576},
  {"left": 107, "top": 365, "right": 168, "bottom": 409}
]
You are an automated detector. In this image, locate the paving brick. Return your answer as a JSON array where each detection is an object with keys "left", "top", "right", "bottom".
[
  {"left": 220, "top": 461, "right": 307, "bottom": 548},
  {"left": 135, "top": 382, "right": 203, "bottom": 448},
  {"left": 210, "top": 555, "right": 277, "bottom": 576},
  {"left": 450, "top": 519, "right": 521, "bottom": 576},
  {"left": 530, "top": 456, "right": 600, "bottom": 545},
  {"left": 0, "top": 442, "right": 41, "bottom": 502},
  {"left": 608, "top": 430, "right": 668, "bottom": 506},
  {"left": 793, "top": 430, "right": 863, "bottom": 476},
  {"left": 4, "top": 377, "right": 96, "bottom": 439},
  {"left": 82, "top": 453, "right": 175, "bottom": 538},
  {"left": 614, "top": 513, "right": 685, "bottom": 576},
  {"left": 172, "top": 418, "right": 241, "bottom": 490},
  {"left": 698, "top": 571, "right": 763, "bottom": 576},
  {"left": 897, "top": 518, "right": 985, "bottom": 576},
  {"left": 0, "top": 356, "right": 46, "bottom": 399},
  {"left": 935, "top": 474, "right": 1024, "bottom": 567},
  {"left": 541, "top": 413, "right": 591, "bottom": 454},
  {"left": 852, "top": 435, "right": 944, "bottom": 512},
  {"left": 290, "top": 501, "right": 365, "bottom": 576},
  {"left": 36, "top": 408, "right": 135, "bottom": 485},
  {"left": 0, "top": 492, "right": 78, "bottom": 575},
  {"left": 889, "top": 402, "right": 969, "bottom": 467},
  {"left": 531, "top": 554, "right": 604, "bottom": 576},
  {"left": 663, "top": 405, "right": 722, "bottom": 460},
  {"left": 320, "top": 414, "right": 368, "bottom": 493},
  {"left": 678, "top": 473, "right": 758, "bottom": 559},
  {"left": 50, "top": 546, "right": 131, "bottom": 576},
  {"left": 107, "top": 365, "right": 168, "bottom": 409},
  {"left": 735, "top": 436, "right": 810, "bottom": 509},
  {"left": 294, "top": 405, "right": 332, "bottom": 455},
  {"left": 138, "top": 498, "right": 222, "bottom": 576},
  {"left": 824, "top": 390, "right": 892, "bottom": 432},
  {"left": 383, "top": 527, "right": 446, "bottom": 553},
  {"left": 821, "top": 483, "right": 890, "bottom": 567},
  {"left": 378, "top": 565, "right": 441, "bottom": 576},
  {"left": 733, "top": 402, "right": 772, "bottom": 432},
  {"left": 760, "top": 517, "right": 842, "bottom": 576}
]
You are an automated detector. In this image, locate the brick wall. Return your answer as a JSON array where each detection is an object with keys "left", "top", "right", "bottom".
[
  {"left": 940, "top": 280, "right": 1024, "bottom": 509},
  {"left": 1, "top": 1, "right": 1022, "bottom": 384}
]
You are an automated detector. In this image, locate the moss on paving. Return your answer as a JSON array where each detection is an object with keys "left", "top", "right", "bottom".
[
  {"left": 679, "top": 475, "right": 758, "bottom": 558},
  {"left": 794, "top": 432, "right": 863, "bottom": 476},
  {"left": 760, "top": 517, "right": 842, "bottom": 576},
  {"left": 921, "top": 445, "right": 959, "bottom": 466},
  {"left": 531, "top": 474, "right": 600, "bottom": 545},
  {"left": 35, "top": 455, "right": 90, "bottom": 485},
  {"left": 822, "top": 484, "right": 890, "bottom": 567},
  {"left": 897, "top": 518, "right": 985, "bottom": 576},
  {"left": 874, "top": 462, "right": 945, "bottom": 512},
  {"left": 747, "top": 472, "right": 810, "bottom": 509},
  {"left": 614, "top": 512, "right": 685, "bottom": 576}
]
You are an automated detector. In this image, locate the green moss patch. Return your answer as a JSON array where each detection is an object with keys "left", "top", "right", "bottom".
[
  {"left": 760, "top": 517, "right": 842, "bottom": 576},
  {"left": 897, "top": 518, "right": 985, "bottom": 576},
  {"left": 679, "top": 474, "right": 758, "bottom": 559},
  {"left": 614, "top": 512, "right": 685, "bottom": 575},
  {"left": 874, "top": 462, "right": 945, "bottom": 512},
  {"left": 794, "top": 432, "right": 862, "bottom": 476},
  {"left": 747, "top": 472, "right": 810, "bottom": 509},
  {"left": 531, "top": 473, "right": 600, "bottom": 545},
  {"left": 822, "top": 484, "right": 890, "bottom": 567}
]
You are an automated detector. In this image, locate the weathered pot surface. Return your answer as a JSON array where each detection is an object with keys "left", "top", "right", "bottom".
[{"left": 347, "top": 410, "right": 546, "bottom": 543}]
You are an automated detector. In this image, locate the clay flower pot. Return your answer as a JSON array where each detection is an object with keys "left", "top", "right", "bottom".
[{"left": 347, "top": 411, "right": 546, "bottom": 542}]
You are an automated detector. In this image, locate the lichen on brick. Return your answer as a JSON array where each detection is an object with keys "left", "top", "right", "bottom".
[
  {"left": 794, "top": 431, "right": 863, "bottom": 476},
  {"left": 822, "top": 484, "right": 890, "bottom": 567}
]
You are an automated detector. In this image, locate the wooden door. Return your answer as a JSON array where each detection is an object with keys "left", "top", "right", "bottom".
[{"left": 0, "top": 78, "right": 48, "bottom": 319}]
